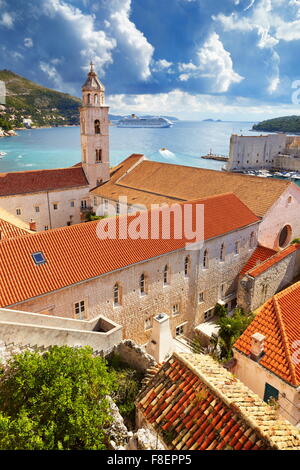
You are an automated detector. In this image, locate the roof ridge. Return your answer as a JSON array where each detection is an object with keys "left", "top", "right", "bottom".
[
  {"left": 174, "top": 352, "right": 299, "bottom": 450},
  {"left": 247, "top": 243, "right": 300, "bottom": 278},
  {"left": 272, "top": 295, "right": 298, "bottom": 386}
]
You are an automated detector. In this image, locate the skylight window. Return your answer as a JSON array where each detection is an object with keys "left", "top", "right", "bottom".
[{"left": 32, "top": 252, "right": 46, "bottom": 265}]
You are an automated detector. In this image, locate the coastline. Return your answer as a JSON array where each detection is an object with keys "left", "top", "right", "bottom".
[{"left": 0, "top": 124, "right": 80, "bottom": 138}]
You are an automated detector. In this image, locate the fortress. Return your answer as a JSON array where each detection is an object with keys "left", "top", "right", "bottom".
[{"left": 226, "top": 133, "right": 300, "bottom": 172}]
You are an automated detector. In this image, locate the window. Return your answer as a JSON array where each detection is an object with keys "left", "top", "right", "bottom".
[
  {"left": 288, "top": 196, "right": 292, "bottom": 204},
  {"left": 176, "top": 324, "right": 185, "bottom": 336},
  {"left": 70, "top": 201, "right": 75, "bottom": 208},
  {"left": 204, "top": 308, "right": 214, "bottom": 321},
  {"left": 203, "top": 249, "right": 208, "bottom": 269},
  {"left": 16, "top": 208, "right": 21, "bottom": 216},
  {"left": 75, "top": 301, "right": 85, "bottom": 320},
  {"left": 94, "top": 197, "right": 97, "bottom": 206},
  {"left": 220, "top": 243, "right": 225, "bottom": 262},
  {"left": 220, "top": 283, "right": 226, "bottom": 299},
  {"left": 198, "top": 292, "right": 204, "bottom": 303},
  {"left": 53, "top": 203, "right": 58, "bottom": 211},
  {"left": 32, "top": 252, "right": 46, "bottom": 265},
  {"left": 140, "top": 273, "right": 146, "bottom": 295},
  {"left": 35, "top": 206, "right": 40, "bottom": 213},
  {"left": 94, "top": 119, "right": 101, "bottom": 134},
  {"left": 87, "top": 93, "right": 91, "bottom": 104},
  {"left": 278, "top": 225, "right": 292, "bottom": 248},
  {"left": 250, "top": 231, "right": 256, "bottom": 249},
  {"left": 44, "top": 226, "right": 49, "bottom": 231},
  {"left": 263, "top": 383, "right": 279, "bottom": 404},
  {"left": 145, "top": 317, "right": 152, "bottom": 330},
  {"left": 184, "top": 256, "right": 189, "bottom": 276},
  {"left": 172, "top": 304, "right": 180, "bottom": 316},
  {"left": 113, "top": 283, "right": 120, "bottom": 306},
  {"left": 116, "top": 202, "right": 120, "bottom": 215},
  {"left": 104, "top": 199, "right": 108, "bottom": 210},
  {"left": 234, "top": 241, "right": 240, "bottom": 255},
  {"left": 163, "top": 265, "right": 169, "bottom": 286},
  {"left": 81, "top": 200, "right": 87, "bottom": 209},
  {"left": 96, "top": 149, "right": 102, "bottom": 162},
  {"left": 94, "top": 94, "right": 98, "bottom": 105}
]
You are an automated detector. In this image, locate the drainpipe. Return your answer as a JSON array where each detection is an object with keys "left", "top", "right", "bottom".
[{"left": 46, "top": 191, "right": 52, "bottom": 229}]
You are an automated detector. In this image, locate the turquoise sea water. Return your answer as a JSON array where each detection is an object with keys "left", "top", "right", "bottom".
[
  {"left": 0, "top": 121, "right": 264, "bottom": 173},
  {"left": 0, "top": 120, "right": 286, "bottom": 174}
]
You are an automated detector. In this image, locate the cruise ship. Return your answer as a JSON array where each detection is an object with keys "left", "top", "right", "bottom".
[{"left": 117, "top": 114, "right": 173, "bottom": 128}]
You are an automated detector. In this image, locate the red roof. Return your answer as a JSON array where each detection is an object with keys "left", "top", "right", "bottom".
[
  {"left": 234, "top": 280, "right": 300, "bottom": 386},
  {"left": 137, "top": 353, "right": 300, "bottom": 450},
  {"left": 0, "top": 219, "right": 30, "bottom": 241},
  {"left": 0, "top": 193, "right": 259, "bottom": 307},
  {"left": 0, "top": 165, "right": 88, "bottom": 196},
  {"left": 240, "top": 245, "right": 277, "bottom": 277},
  {"left": 247, "top": 243, "right": 300, "bottom": 278}
]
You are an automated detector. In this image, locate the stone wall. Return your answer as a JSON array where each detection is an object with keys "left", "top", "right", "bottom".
[
  {"left": 238, "top": 247, "right": 300, "bottom": 312},
  {"left": 12, "top": 221, "right": 259, "bottom": 345},
  {"left": 0, "top": 185, "right": 90, "bottom": 231},
  {"left": 110, "top": 340, "right": 157, "bottom": 372}
]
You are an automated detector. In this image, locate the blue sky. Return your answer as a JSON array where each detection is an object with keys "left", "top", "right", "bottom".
[{"left": 1, "top": 0, "right": 300, "bottom": 120}]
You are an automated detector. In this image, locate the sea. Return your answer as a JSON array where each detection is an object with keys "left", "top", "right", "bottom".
[{"left": 0, "top": 120, "right": 287, "bottom": 174}]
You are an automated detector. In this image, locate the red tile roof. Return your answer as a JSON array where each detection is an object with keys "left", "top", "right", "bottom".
[
  {"left": 247, "top": 244, "right": 300, "bottom": 278},
  {"left": 0, "top": 165, "right": 88, "bottom": 196},
  {"left": 92, "top": 157, "right": 294, "bottom": 217},
  {"left": 240, "top": 245, "right": 277, "bottom": 277},
  {"left": 0, "top": 218, "right": 30, "bottom": 241},
  {"left": 234, "top": 280, "right": 300, "bottom": 386},
  {"left": 137, "top": 353, "right": 300, "bottom": 450},
  {"left": 0, "top": 193, "right": 259, "bottom": 308}
]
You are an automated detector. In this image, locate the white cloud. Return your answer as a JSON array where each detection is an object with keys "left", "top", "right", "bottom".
[
  {"left": 0, "top": 12, "right": 14, "bottom": 28},
  {"left": 43, "top": 0, "right": 116, "bottom": 74},
  {"left": 196, "top": 33, "right": 244, "bottom": 92},
  {"left": 107, "top": 89, "right": 300, "bottom": 120},
  {"left": 108, "top": 0, "right": 154, "bottom": 80},
  {"left": 178, "top": 33, "right": 243, "bottom": 92},
  {"left": 24, "top": 37, "right": 33, "bottom": 48}
]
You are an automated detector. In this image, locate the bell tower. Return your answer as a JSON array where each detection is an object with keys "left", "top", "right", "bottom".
[{"left": 80, "top": 62, "right": 110, "bottom": 188}]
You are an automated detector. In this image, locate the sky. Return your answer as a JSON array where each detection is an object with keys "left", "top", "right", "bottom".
[{"left": 1, "top": 0, "right": 300, "bottom": 120}]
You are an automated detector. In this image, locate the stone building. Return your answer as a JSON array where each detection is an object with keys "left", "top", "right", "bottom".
[
  {"left": 0, "top": 63, "right": 109, "bottom": 231},
  {"left": 226, "top": 133, "right": 300, "bottom": 172},
  {"left": 0, "top": 193, "right": 260, "bottom": 344},
  {"left": 233, "top": 280, "right": 300, "bottom": 427},
  {"left": 91, "top": 155, "right": 300, "bottom": 252},
  {"left": 137, "top": 352, "right": 300, "bottom": 449}
]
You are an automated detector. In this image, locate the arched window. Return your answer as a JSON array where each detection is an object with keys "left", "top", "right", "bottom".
[
  {"left": 250, "top": 232, "right": 256, "bottom": 248},
  {"left": 278, "top": 225, "right": 292, "bottom": 248},
  {"left": 95, "top": 149, "right": 102, "bottom": 162},
  {"left": 113, "top": 283, "right": 120, "bottom": 306},
  {"left": 94, "top": 119, "right": 101, "bottom": 134},
  {"left": 184, "top": 256, "right": 189, "bottom": 276},
  {"left": 220, "top": 243, "right": 225, "bottom": 262},
  {"left": 163, "top": 265, "right": 168, "bottom": 285},
  {"left": 94, "top": 94, "right": 98, "bottom": 104},
  {"left": 87, "top": 93, "right": 91, "bottom": 104},
  {"left": 203, "top": 249, "right": 208, "bottom": 269},
  {"left": 81, "top": 118, "right": 85, "bottom": 134},
  {"left": 140, "top": 273, "right": 146, "bottom": 295}
]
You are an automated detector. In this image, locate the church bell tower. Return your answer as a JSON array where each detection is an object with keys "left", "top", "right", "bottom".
[{"left": 80, "top": 62, "right": 110, "bottom": 188}]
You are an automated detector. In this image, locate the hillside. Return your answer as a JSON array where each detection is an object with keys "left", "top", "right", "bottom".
[
  {"left": 252, "top": 115, "right": 300, "bottom": 133},
  {"left": 0, "top": 70, "right": 81, "bottom": 128}
]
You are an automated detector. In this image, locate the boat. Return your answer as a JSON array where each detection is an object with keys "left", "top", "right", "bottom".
[
  {"left": 0, "top": 151, "right": 7, "bottom": 157},
  {"left": 117, "top": 114, "right": 173, "bottom": 128}
]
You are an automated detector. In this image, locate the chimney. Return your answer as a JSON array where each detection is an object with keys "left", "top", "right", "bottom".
[
  {"left": 250, "top": 332, "right": 265, "bottom": 361},
  {"left": 29, "top": 220, "right": 37, "bottom": 231},
  {"left": 146, "top": 313, "right": 174, "bottom": 363}
]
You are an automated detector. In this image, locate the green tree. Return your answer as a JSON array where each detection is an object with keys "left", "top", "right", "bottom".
[
  {"left": 212, "top": 308, "right": 253, "bottom": 361},
  {"left": 0, "top": 346, "right": 117, "bottom": 450}
]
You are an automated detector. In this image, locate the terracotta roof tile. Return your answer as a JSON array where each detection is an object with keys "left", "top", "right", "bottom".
[
  {"left": 92, "top": 158, "right": 294, "bottom": 217},
  {"left": 0, "top": 165, "right": 88, "bottom": 196},
  {"left": 248, "top": 244, "right": 300, "bottom": 278},
  {"left": 240, "top": 245, "right": 277, "bottom": 277},
  {"left": 234, "top": 280, "right": 300, "bottom": 386},
  {"left": 0, "top": 192, "right": 259, "bottom": 308},
  {"left": 137, "top": 353, "right": 300, "bottom": 450},
  {"left": 0, "top": 218, "right": 30, "bottom": 241}
]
